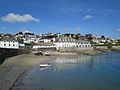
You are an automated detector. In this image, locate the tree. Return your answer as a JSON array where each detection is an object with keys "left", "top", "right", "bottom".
[
  {"left": 101, "top": 35, "right": 105, "bottom": 39},
  {"left": 85, "top": 34, "right": 93, "bottom": 41},
  {"left": 16, "top": 37, "right": 24, "bottom": 43}
]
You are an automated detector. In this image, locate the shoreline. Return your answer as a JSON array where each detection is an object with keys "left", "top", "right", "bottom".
[
  {"left": 0, "top": 50, "right": 120, "bottom": 90},
  {"left": 0, "top": 52, "right": 78, "bottom": 90},
  {"left": 0, "top": 54, "right": 55, "bottom": 90}
]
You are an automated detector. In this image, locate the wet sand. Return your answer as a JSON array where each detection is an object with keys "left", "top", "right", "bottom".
[
  {"left": 0, "top": 52, "right": 77, "bottom": 90},
  {"left": 0, "top": 54, "right": 55, "bottom": 90}
]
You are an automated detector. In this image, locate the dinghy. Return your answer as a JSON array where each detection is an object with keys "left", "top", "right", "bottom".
[{"left": 39, "top": 63, "right": 50, "bottom": 68}]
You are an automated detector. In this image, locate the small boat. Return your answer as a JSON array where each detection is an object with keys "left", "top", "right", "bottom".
[
  {"left": 44, "top": 52, "right": 51, "bottom": 56},
  {"left": 39, "top": 63, "right": 50, "bottom": 68}
]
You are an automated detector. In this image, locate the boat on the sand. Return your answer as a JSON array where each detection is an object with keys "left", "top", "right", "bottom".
[{"left": 39, "top": 63, "right": 50, "bottom": 68}]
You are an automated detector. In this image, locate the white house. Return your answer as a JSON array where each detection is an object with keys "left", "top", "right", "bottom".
[
  {"left": 23, "top": 37, "right": 40, "bottom": 44},
  {"left": 40, "top": 38, "right": 56, "bottom": 43},
  {"left": 19, "top": 43, "right": 25, "bottom": 49},
  {"left": 39, "top": 39, "right": 51, "bottom": 43},
  {"left": 0, "top": 37, "right": 19, "bottom": 49},
  {"left": 16, "top": 31, "right": 40, "bottom": 44}
]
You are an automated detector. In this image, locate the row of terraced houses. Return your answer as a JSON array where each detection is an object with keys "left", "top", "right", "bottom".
[{"left": 0, "top": 31, "right": 118, "bottom": 52}]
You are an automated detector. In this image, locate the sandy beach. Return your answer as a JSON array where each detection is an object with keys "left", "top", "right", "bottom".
[
  {"left": 0, "top": 54, "right": 56, "bottom": 90},
  {"left": 0, "top": 52, "right": 78, "bottom": 90}
]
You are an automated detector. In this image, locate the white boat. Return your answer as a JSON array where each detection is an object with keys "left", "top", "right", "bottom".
[
  {"left": 39, "top": 63, "right": 50, "bottom": 68},
  {"left": 44, "top": 52, "right": 51, "bottom": 56}
]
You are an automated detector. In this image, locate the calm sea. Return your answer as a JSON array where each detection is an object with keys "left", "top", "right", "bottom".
[{"left": 13, "top": 51, "right": 120, "bottom": 90}]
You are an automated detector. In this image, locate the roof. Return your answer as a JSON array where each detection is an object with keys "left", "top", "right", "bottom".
[
  {"left": 0, "top": 37, "right": 18, "bottom": 42},
  {"left": 77, "top": 39, "right": 90, "bottom": 43},
  {"left": 34, "top": 42, "right": 55, "bottom": 46},
  {"left": 55, "top": 37, "right": 77, "bottom": 42},
  {"left": 55, "top": 37, "right": 90, "bottom": 43}
]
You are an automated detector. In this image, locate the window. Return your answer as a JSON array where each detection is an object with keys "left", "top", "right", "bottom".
[
  {"left": 9, "top": 44, "right": 10, "bottom": 46},
  {"left": 68, "top": 39, "right": 70, "bottom": 42},
  {"left": 4, "top": 44, "right": 6, "bottom": 46}
]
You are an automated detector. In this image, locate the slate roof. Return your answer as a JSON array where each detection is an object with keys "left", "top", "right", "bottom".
[{"left": 0, "top": 37, "right": 18, "bottom": 42}]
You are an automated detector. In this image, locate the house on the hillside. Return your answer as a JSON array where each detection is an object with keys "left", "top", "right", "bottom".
[
  {"left": 0, "top": 37, "right": 19, "bottom": 49},
  {"left": 15, "top": 32, "right": 24, "bottom": 37},
  {"left": 16, "top": 31, "right": 40, "bottom": 44},
  {"left": 39, "top": 37, "right": 56, "bottom": 43},
  {"left": 23, "top": 31, "right": 40, "bottom": 44},
  {"left": 92, "top": 36, "right": 117, "bottom": 45}
]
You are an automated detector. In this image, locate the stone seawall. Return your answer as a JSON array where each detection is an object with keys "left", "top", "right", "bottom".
[
  {"left": 95, "top": 46, "right": 108, "bottom": 50},
  {"left": 75, "top": 47, "right": 94, "bottom": 52},
  {"left": 0, "top": 48, "right": 30, "bottom": 64},
  {"left": 112, "top": 46, "right": 120, "bottom": 50},
  {"left": 58, "top": 47, "right": 94, "bottom": 52}
]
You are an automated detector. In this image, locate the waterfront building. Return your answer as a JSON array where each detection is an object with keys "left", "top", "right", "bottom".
[
  {"left": 54, "top": 37, "right": 91, "bottom": 50},
  {"left": 0, "top": 37, "right": 19, "bottom": 49},
  {"left": 32, "top": 43, "right": 56, "bottom": 52},
  {"left": 19, "top": 43, "right": 25, "bottom": 49}
]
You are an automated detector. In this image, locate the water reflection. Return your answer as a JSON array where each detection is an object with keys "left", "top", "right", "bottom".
[
  {"left": 53, "top": 55, "right": 94, "bottom": 71},
  {"left": 12, "top": 52, "right": 120, "bottom": 90},
  {"left": 55, "top": 55, "right": 92, "bottom": 63}
]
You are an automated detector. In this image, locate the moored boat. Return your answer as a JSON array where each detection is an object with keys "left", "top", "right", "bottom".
[{"left": 39, "top": 63, "right": 50, "bottom": 68}]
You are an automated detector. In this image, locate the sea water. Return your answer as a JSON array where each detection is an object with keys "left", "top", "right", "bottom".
[{"left": 13, "top": 51, "right": 120, "bottom": 90}]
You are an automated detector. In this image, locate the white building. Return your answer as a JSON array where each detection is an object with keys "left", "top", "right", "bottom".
[
  {"left": 92, "top": 36, "right": 117, "bottom": 45},
  {"left": 0, "top": 37, "right": 19, "bottom": 49},
  {"left": 32, "top": 43, "right": 56, "bottom": 52},
  {"left": 54, "top": 37, "right": 91, "bottom": 50},
  {"left": 39, "top": 39, "right": 51, "bottom": 43},
  {"left": 39, "top": 38, "right": 56, "bottom": 43},
  {"left": 24, "top": 37, "right": 40, "bottom": 44},
  {"left": 16, "top": 31, "right": 40, "bottom": 44}
]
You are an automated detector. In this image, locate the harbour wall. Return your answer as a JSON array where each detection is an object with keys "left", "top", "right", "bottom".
[
  {"left": 112, "top": 46, "right": 120, "bottom": 50},
  {"left": 0, "top": 48, "right": 30, "bottom": 64},
  {"left": 58, "top": 47, "right": 94, "bottom": 52}
]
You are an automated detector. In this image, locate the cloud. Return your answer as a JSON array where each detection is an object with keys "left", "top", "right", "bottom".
[
  {"left": 116, "top": 28, "right": 120, "bottom": 32},
  {"left": 0, "top": 27, "right": 7, "bottom": 30},
  {"left": 82, "top": 15, "right": 93, "bottom": 20},
  {"left": 49, "top": 26, "right": 55, "bottom": 29},
  {"left": 1, "top": 13, "right": 40, "bottom": 23},
  {"left": 18, "top": 27, "right": 32, "bottom": 33},
  {"left": 74, "top": 27, "right": 80, "bottom": 31},
  {"left": 64, "top": 28, "right": 69, "bottom": 32}
]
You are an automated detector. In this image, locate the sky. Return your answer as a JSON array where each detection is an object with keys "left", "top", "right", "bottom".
[{"left": 0, "top": 0, "right": 120, "bottom": 38}]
